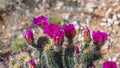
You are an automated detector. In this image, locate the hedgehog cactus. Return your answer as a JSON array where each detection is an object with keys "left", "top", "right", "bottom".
[
  {"left": 63, "top": 23, "right": 76, "bottom": 68},
  {"left": 82, "top": 27, "right": 91, "bottom": 50},
  {"left": 44, "top": 44, "right": 63, "bottom": 68},
  {"left": 22, "top": 15, "right": 111, "bottom": 68},
  {"left": 36, "top": 34, "right": 49, "bottom": 68},
  {"left": 37, "top": 34, "right": 49, "bottom": 50},
  {"left": 63, "top": 24, "right": 76, "bottom": 46},
  {"left": 81, "top": 49, "right": 93, "bottom": 68},
  {"left": 74, "top": 45, "right": 81, "bottom": 68}
]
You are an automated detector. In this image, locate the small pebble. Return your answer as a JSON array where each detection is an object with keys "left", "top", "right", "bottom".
[
  {"left": 107, "top": 18, "right": 113, "bottom": 24},
  {"left": 112, "top": 57, "right": 117, "bottom": 61},
  {"left": 85, "top": 2, "right": 98, "bottom": 13},
  {"left": 117, "top": 13, "right": 120, "bottom": 18},
  {"left": 100, "top": 22, "right": 106, "bottom": 26},
  {"left": 112, "top": 15, "right": 117, "bottom": 21},
  {"left": 114, "top": 20, "right": 119, "bottom": 25}
]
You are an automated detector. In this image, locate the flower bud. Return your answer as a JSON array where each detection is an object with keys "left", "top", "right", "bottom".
[
  {"left": 24, "top": 29, "right": 34, "bottom": 44},
  {"left": 84, "top": 27, "right": 90, "bottom": 42},
  {"left": 29, "top": 59, "right": 36, "bottom": 68},
  {"left": 75, "top": 45, "right": 80, "bottom": 54},
  {"left": 5, "top": 56, "right": 9, "bottom": 61}
]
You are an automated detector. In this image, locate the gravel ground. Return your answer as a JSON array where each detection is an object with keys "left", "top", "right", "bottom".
[{"left": 0, "top": 0, "right": 120, "bottom": 67}]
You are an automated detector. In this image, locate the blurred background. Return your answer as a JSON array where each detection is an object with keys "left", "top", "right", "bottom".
[{"left": 0, "top": 0, "right": 120, "bottom": 67}]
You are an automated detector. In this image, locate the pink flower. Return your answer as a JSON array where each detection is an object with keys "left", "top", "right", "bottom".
[
  {"left": 29, "top": 59, "right": 36, "bottom": 68},
  {"left": 24, "top": 29, "right": 34, "bottom": 44},
  {"left": 103, "top": 61, "right": 118, "bottom": 68},
  {"left": 33, "top": 16, "right": 48, "bottom": 28},
  {"left": 92, "top": 31, "right": 108, "bottom": 45},
  {"left": 44, "top": 24, "right": 60, "bottom": 38},
  {"left": 84, "top": 27, "right": 90, "bottom": 42},
  {"left": 5, "top": 56, "right": 9, "bottom": 61},
  {"left": 53, "top": 30, "right": 65, "bottom": 46},
  {"left": 75, "top": 45, "right": 80, "bottom": 54},
  {"left": 63, "top": 24, "right": 76, "bottom": 39}
]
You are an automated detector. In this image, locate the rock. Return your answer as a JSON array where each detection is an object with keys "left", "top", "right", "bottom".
[
  {"left": 62, "top": 13, "right": 70, "bottom": 20},
  {"left": 102, "top": 41, "right": 110, "bottom": 50},
  {"left": 0, "top": 62, "right": 9, "bottom": 68},
  {"left": 71, "top": 21, "right": 79, "bottom": 30},
  {"left": 102, "top": 18, "right": 107, "bottom": 22},
  {"left": 112, "top": 57, "right": 117, "bottom": 62},
  {"left": 54, "top": 1, "right": 64, "bottom": 10},
  {"left": 114, "top": 20, "right": 119, "bottom": 25},
  {"left": 112, "top": 15, "right": 117, "bottom": 21},
  {"left": 100, "top": 22, "right": 107, "bottom": 26},
  {"left": 107, "top": 18, "right": 113, "bottom": 24},
  {"left": 72, "top": 21, "right": 78, "bottom": 25},
  {"left": 117, "top": 13, "right": 120, "bottom": 18},
  {"left": 106, "top": 8, "right": 112, "bottom": 16},
  {"left": 85, "top": 2, "right": 98, "bottom": 13},
  {"left": 112, "top": 30, "right": 116, "bottom": 34},
  {"left": 78, "top": 34, "right": 84, "bottom": 42},
  {"left": 81, "top": 23, "right": 86, "bottom": 27}
]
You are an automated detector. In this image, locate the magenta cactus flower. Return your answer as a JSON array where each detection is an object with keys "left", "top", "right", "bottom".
[
  {"left": 24, "top": 29, "right": 34, "bottom": 44},
  {"left": 44, "top": 24, "right": 60, "bottom": 38},
  {"left": 33, "top": 16, "right": 48, "bottom": 28},
  {"left": 29, "top": 59, "right": 36, "bottom": 68},
  {"left": 75, "top": 45, "right": 80, "bottom": 54},
  {"left": 63, "top": 24, "right": 76, "bottom": 39},
  {"left": 84, "top": 27, "right": 90, "bottom": 42},
  {"left": 103, "top": 61, "right": 118, "bottom": 68},
  {"left": 53, "top": 30, "right": 65, "bottom": 46},
  {"left": 92, "top": 31, "right": 108, "bottom": 45}
]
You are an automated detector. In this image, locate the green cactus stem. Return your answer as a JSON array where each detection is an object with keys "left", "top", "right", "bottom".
[
  {"left": 74, "top": 54, "right": 81, "bottom": 68},
  {"left": 36, "top": 35, "right": 49, "bottom": 68},
  {"left": 44, "top": 44, "right": 63, "bottom": 68},
  {"left": 37, "top": 36, "right": 49, "bottom": 50},
  {"left": 64, "top": 46, "right": 75, "bottom": 68},
  {"left": 82, "top": 41, "right": 90, "bottom": 49},
  {"left": 81, "top": 49, "right": 93, "bottom": 68},
  {"left": 89, "top": 44, "right": 102, "bottom": 61},
  {"left": 89, "top": 45, "right": 101, "bottom": 52},
  {"left": 68, "top": 39, "right": 73, "bottom": 47}
]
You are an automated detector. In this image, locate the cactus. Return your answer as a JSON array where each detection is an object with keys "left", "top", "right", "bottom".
[
  {"left": 89, "top": 44, "right": 101, "bottom": 52},
  {"left": 93, "top": 58, "right": 105, "bottom": 68},
  {"left": 11, "top": 36, "right": 25, "bottom": 52},
  {"left": 37, "top": 35, "right": 49, "bottom": 50},
  {"left": 74, "top": 55, "right": 81, "bottom": 68},
  {"left": 82, "top": 41, "right": 90, "bottom": 49},
  {"left": 36, "top": 35, "right": 49, "bottom": 68},
  {"left": 64, "top": 46, "right": 75, "bottom": 68},
  {"left": 89, "top": 45, "right": 102, "bottom": 61},
  {"left": 81, "top": 49, "right": 93, "bottom": 68},
  {"left": 44, "top": 44, "right": 63, "bottom": 68}
]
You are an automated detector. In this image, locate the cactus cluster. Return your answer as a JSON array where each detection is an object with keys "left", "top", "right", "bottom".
[
  {"left": 23, "top": 15, "right": 110, "bottom": 68},
  {"left": 7, "top": 15, "right": 118, "bottom": 68}
]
